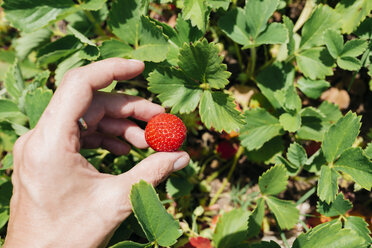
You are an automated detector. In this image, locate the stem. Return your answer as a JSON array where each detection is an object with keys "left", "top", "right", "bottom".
[
  {"left": 234, "top": 42, "right": 244, "bottom": 70},
  {"left": 280, "top": 231, "right": 290, "bottom": 248},
  {"left": 247, "top": 47, "right": 257, "bottom": 79},
  {"left": 296, "top": 186, "right": 316, "bottom": 206},
  {"left": 299, "top": 219, "right": 310, "bottom": 232},
  {"left": 348, "top": 46, "right": 371, "bottom": 91},
  {"left": 209, "top": 146, "right": 244, "bottom": 206},
  {"left": 293, "top": 0, "right": 315, "bottom": 33},
  {"left": 84, "top": 10, "right": 106, "bottom": 37}
]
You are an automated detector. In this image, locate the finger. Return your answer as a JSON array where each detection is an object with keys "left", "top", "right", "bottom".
[
  {"left": 117, "top": 152, "right": 190, "bottom": 187},
  {"left": 83, "top": 91, "right": 164, "bottom": 127},
  {"left": 38, "top": 58, "right": 145, "bottom": 131},
  {"left": 96, "top": 117, "right": 148, "bottom": 149},
  {"left": 81, "top": 133, "right": 131, "bottom": 155}
]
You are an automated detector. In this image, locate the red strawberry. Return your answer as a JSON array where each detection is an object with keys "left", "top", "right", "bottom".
[
  {"left": 145, "top": 113, "right": 187, "bottom": 152},
  {"left": 189, "top": 237, "right": 212, "bottom": 248},
  {"left": 216, "top": 140, "right": 238, "bottom": 160}
]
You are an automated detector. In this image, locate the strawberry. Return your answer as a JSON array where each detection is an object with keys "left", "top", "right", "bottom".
[
  {"left": 145, "top": 113, "right": 187, "bottom": 152},
  {"left": 216, "top": 140, "right": 238, "bottom": 160}
]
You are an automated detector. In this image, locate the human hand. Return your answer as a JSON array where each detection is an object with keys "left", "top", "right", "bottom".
[{"left": 4, "top": 58, "right": 190, "bottom": 248}]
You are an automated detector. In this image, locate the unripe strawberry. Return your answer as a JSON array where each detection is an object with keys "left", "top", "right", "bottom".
[{"left": 145, "top": 113, "right": 187, "bottom": 152}]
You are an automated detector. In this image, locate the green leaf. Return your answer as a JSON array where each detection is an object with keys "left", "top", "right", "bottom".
[
  {"left": 79, "top": 0, "right": 107, "bottom": 10},
  {"left": 55, "top": 52, "right": 86, "bottom": 86},
  {"left": 317, "top": 165, "right": 339, "bottom": 203},
  {"left": 318, "top": 101, "right": 342, "bottom": 123},
  {"left": 207, "top": 0, "right": 230, "bottom": 10},
  {"left": 274, "top": 155, "right": 299, "bottom": 175},
  {"left": 255, "top": 62, "right": 295, "bottom": 111},
  {"left": 283, "top": 16, "right": 295, "bottom": 56},
  {"left": 296, "top": 47, "right": 334, "bottom": 80},
  {"left": 180, "top": 39, "right": 230, "bottom": 89},
  {"left": 4, "top": 60, "right": 25, "bottom": 101},
  {"left": 322, "top": 111, "right": 361, "bottom": 163},
  {"left": 259, "top": 164, "right": 288, "bottom": 195},
  {"left": 109, "top": 241, "right": 149, "bottom": 248},
  {"left": 24, "top": 88, "right": 53, "bottom": 129},
  {"left": 99, "top": 39, "right": 133, "bottom": 59},
  {"left": 355, "top": 18, "right": 372, "bottom": 40},
  {"left": 0, "top": 208, "right": 9, "bottom": 230},
  {"left": 240, "top": 108, "right": 283, "bottom": 151},
  {"left": 317, "top": 193, "right": 352, "bottom": 217},
  {"left": 130, "top": 180, "right": 182, "bottom": 247},
  {"left": 246, "top": 136, "right": 285, "bottom": 165},
  {"left": 1, "top": 153, "right": 13, "bottom": 170},
  {"left": 251, "top": 241, "right": 281, "bottom": 248},
  {"left": 297, "top": 107, "right": 328, "bottom": 141},
  {"left": 218, "top": 0, "right": 287, "bottom": 48},
  {"left": 300, "top": 5, "right": 341, "bottom": 49},
  {"left": 292, "top": 221, "right": 367, "bottom": 248},
  {"left": 247, "top": 198, "right": 265, "bottom": 238},
  {"left": 365, "top": 143, "right": 372, "bottom": 159},
  {"left": 279, "top": 112, "right": 301, "bottom": 132},
  {"left": 337, "top": 56, "right": 362, "bottom": 71},
  {"left": 287, "top": 142, "right": 307, "bottom": 168},
  {"left": 334, "top": 147, "right": 372, "bottom": 190},
  {"left": 213, "top": 208, "right": 250, "bottom": 248},
  {"left": 340, "top": 39, "right": 368, "bottom": 57},
  {"left": 2, "top": 0, "right": 75, "bottom": 32},
  {"left": 148, "top": 68, "right": 202, "bottom": 114},
  {"left": 0, "top": 122, "right": 19, "bottom": 152},
  {"left": 265, "top": 196, "right": 299, "bottom": 230},
  {"left": 67, "top": 25, "right": 96, "bottom": 47},
  {"left": 323, "top": 29, "right": 344, "bottom": 59},
  {"left": 199, "top": 91, "right": 245, "bottom": 133},
  {"left": 182, "top": 0, "right": 208, "bottom": 31},
  {"left": 0, "top": 99, "right": 27, "bottom": 124},
  {"left": 296, "top": 78, "right": 330, "bottom": 99},
  {"left": 37, "top": 35, "right": 81, "bottom": 66},
  {"left": 0, "top": 181, "right": 12, "bottom": 208},
  {"left": 14, "top": 29, "right": 52, "bottom": 60},
  {"left": 108, "top": 0, "right": 145, "bottom": 45},
  {"left": 344, "top": 216, "right": 372, "bottom": 245},
  {"left": 132, "top": 16, "right": 169, "bottom": 62},
  {"left": 172, "top": 16, "right": 204, "bottom": 46},
  {"left": 335, "top": 0, "right": 372, "bottom": 34},
  {"left": 166, "top": 176, "right": 193, "bottom": 198},
  {"left": 79, "top": 46, "right": 100, "bottom": 61}
]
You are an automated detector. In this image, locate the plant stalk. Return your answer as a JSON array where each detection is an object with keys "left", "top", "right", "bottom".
[
  {"left": 247, "top": 47, "right": 257, "bottom": 79},
  {"left": 293, "top": 0, "right": 315, "bottom": 33},
  {"left": 84, "top": 10, "right": 106, "bottom": 37},
  {"left": 209, "top": 146, "right": 244, "bottom": 206}
]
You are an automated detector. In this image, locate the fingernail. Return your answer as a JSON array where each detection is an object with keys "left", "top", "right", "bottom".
[
  {"left": 173, "top": 156, "right": 189, "bottom": 171},
  {"left": 128, "top": 59, "right": 144, "bottom": 65}
]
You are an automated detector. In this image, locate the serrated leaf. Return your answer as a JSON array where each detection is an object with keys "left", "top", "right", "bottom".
[
  {"left": 279, "top": 112, "right": 301, "bottom": 132},
  {"left": 365, "top": 143, "right": 372, "bottom": 159},
  {"left": 132, "top": 17, "right": 169, "bottom": 62},
  {"left": 0, "top": 208, "right": 9, "bottom": 230},
  {"left": 0, "top": 153, "right": 13, "bottom": 170},
  {"left": 259, "top": 164, "right": 288, "bottom": 195},
  {"left": 37, "top": 35, "right": 81, "bottom": 66},
  {"left": 179, "top": 39, "right": 230, "bottom": 89},
  {"left": 287, "top": 142, "right": 307, "bottom": 168},
  {"left": 108, "top": 0, "right": 145, "bottom": 45},
  {"left": 55, "top": 52, "right": 86, "bottom": 86},
  {"left": 335, "top": 0, "right": 372, "bottom": 34},
  {"left": 148, "top": 68, "right": 202, "bottom": 113},
  {"left": 218, "top": 0, "right": 287, "bottom": 48},
  {"left": 355, "top": 18, "right": 372, "bottom": 40},
  {"left": 24, "top": 88, "right": 53, "bottom": 129},
  {"left": 300, "top": 5, "right": 341, "bottom": 49},
  {"left": 246, "top": 136, "right": 285, "bottom": 165},
  {"left": 0, "top": 99, "right": 27, "bottom": 123},
  {"left": 323, "top": 29, "right": 344, "bottom": 59},
  {"left": 296, "top": 47, "right": 334, "bottom": 80},
  {"left": 130, "top": 180, "right": 182, "bottom": 247},
  {"left": 213, "top": 208, "right": 250, "bottom": 248},
  {"left": 79, "top": 0, "right": 107, "bottom": 10},
  {"left": 297, "top": 78, "right": 330, "bottom": 99},
  {"left": 317, "top": 193, "right": 352, "bottom": 217},
  {"left": 344, "top": 216, "right": 372, "bottom": 245},
  {"left": 2, "top": 0, "right": 75, "bottom": 32},
  {"left": 4, "top": 60, "right": 25, "bottom": 101},
  {"left": 317, "top": 165, "right": 339, "bottom": 203},
  {"left": 199, "top": 91, "right": 245, "bottom": 133},
  {"left": 340, "top": 39, "right": 368, "bottom": 57},
  {"left": 283, "top": 16, "right": 295, "bottom": 56},
  {"left": 182, "top": 0, "right": 208, "bottom": 31},
  {"left": 208, "top": 0, "right": 230, "bottom": 10},
  {"left": 79, "top": 46, "right": 100, "bottom": 60},
  {"left": 15, "top": 29, "right": 52, "bottom": 60},
  {"left": 109, "top": 241, "right": 149, "bottom": 248},
  {"left": 274, "top": 155, "right": 299, "bottom": 175},
  {"left": 173, "top": 16, "right": 204, "bottom": 46},
  {"left": 99, "top": 39, "right": 133, "bottom": 59},
  {"left": 292, "top": 221, "right": 367, "bottom": 248},
  {"left": 334, "top": 147, "right": 372, "bottom": 190},
  {"left": 240, "top": 108, "right": 283, "bottom": 151},
  {"left": 297, "top": 107, "right": 328, "bottom": 141},
  {"left": 265, "top": 196, "right": 299, "bottom": 230},
  {"left": 322, "top": 111, "right": 361, "bottom": 163},
  {"left": 337, "top": 56, "right": 362, "bottom": 71},
  {"left": 67, "top": 25, "right": 96, "bottom": 47},
  {"left": 318, "top": 101, "right": 342, "bottom": 123},
  {"left": 255, "top": 62, "right": 295, "bottom": 111},
  {"left": 166, "top": 176, "right": 193, "bottom": 198},
  {"left": 247, "top": 198, "right": 265, "bottom": 238}
]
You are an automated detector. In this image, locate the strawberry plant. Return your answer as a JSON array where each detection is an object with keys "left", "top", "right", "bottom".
[{"left": 0, "top": 0, "right": 372, "bottom": 247}]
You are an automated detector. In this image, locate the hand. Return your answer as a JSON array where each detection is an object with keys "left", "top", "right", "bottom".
[{"left": 4, "top": 58, "right": 190, "bottom": 248}]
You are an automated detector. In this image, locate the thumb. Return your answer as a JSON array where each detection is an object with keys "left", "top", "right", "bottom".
[{"left": 119, "top": 151, "right": 190, "bottom": 187}]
